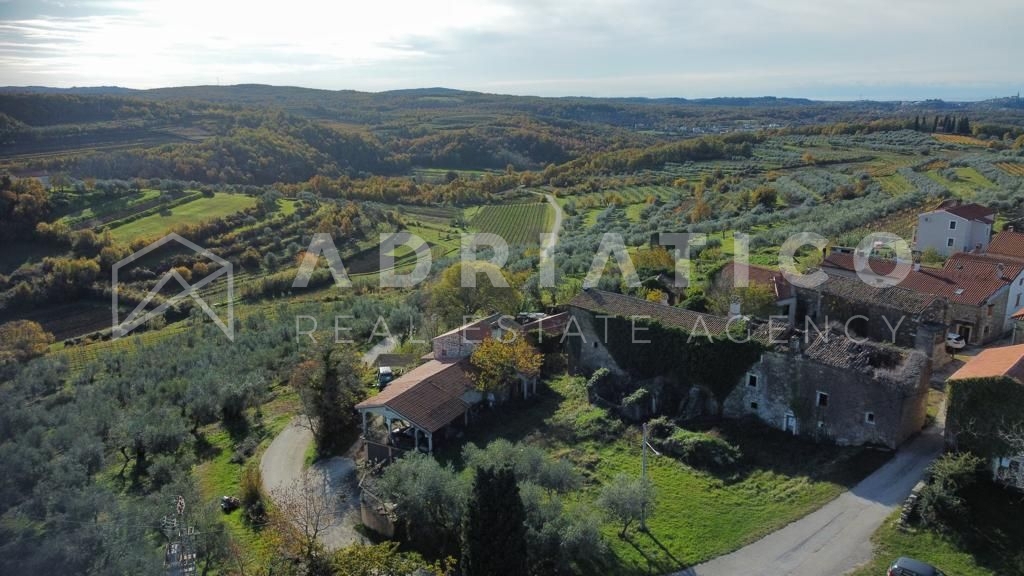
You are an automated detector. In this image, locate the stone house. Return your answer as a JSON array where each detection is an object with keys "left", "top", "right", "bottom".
[
  {"left": 724, "top": 332, "right": 931, "bottom": 449},
  {"left": 711, "top": 261, "right": 797, "bottom": 323},
  {"left": 566, "top": 289, "right": 928, "bottom": 448},
  {"left": 796, "top": 275, "right": 951, "bottom": 365},
  {"left": 914, "top": 200, "right": 994, "bottom": 257},
  {"left": 822, "top": 251, "right": 1023, "bottom": 345}
]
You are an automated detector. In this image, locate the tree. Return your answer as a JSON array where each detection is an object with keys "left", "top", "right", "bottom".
[
  {"left": 917, "top": 452, "right": 983, "bottom": 528},
  {"left": 0, "top": 320, "right": 54, "bottom": 364},
  {"left": 710, "top": 283, "right": 778, "bottom": 319},
  {"left": 271, "top": 470, "right": 338, "bottom": 562},
  {"left": 469, "top": 337, "right": 542, "bottom": 394},
  {"left": 429, "top": 262, "right": 521, "bottom": 326},
  {"left": 462, "top": 466, "right": 529, "bottom": 576},
  {"left": 332, "top": 543, "right": 452, "bottom": 576},
  {"left": 289, "top": 347, "right": 366, "bottom": 455},
  {"left": 378, "top": 453, "right": 466, "bottom": 554},
  {"left": 597, "top": 474, "right": 654, "bottom": 537}
]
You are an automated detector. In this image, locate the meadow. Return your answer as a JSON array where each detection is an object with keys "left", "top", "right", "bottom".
[{"left": 108, "top": 192, "right": 257, "bottom": 241}]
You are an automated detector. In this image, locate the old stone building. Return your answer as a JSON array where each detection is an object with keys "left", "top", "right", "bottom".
[
  {"left": 724, "top": 333, "right": 931, "bottom": 449},
  {"left": 566, "top": 289, "right": 929, "bottom": 448},
  {"left": 822, "top": 250, "right": 1023, "bottom": 345},
  {"left": 796, "top": 275, "right": 951, "bottom": 365}
]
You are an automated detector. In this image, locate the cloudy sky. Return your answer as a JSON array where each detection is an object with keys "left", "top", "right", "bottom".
[{"left": 0, "top": 0, "right": 1020, "bottom": 100}]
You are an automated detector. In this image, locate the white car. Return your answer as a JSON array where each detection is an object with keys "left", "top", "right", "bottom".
[{"left": 945, "top": 333, "right": 966, "bottom": 349}]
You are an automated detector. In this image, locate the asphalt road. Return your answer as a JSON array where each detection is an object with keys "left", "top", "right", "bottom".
[{"left": 673, "top": 425, "right": 945, "bottom": 576}]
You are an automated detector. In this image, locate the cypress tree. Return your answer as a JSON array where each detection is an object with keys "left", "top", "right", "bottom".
[
  {"left": 913, "top": 116, "right": 920, "bottom": 131},
  {"left": 461, "top": 466, "right": 529, "bottom": 576}
]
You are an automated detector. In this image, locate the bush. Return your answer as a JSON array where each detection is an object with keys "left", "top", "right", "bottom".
[
  {"left": 917, "top": 452, "right": 984, "bottom": 529},
  {"left": 657, "top": 428, "right": 741, "bottom": 474},
  {"left": 240, "top": 466, "right": 268, "bottom": 527}
]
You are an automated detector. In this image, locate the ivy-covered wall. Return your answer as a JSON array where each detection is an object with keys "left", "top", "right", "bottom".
[
  {"left": 581, "top": 312, "right": 764, "bottom": 415},
  {"left": 947, "top": 376, "right": 1024, "bottom": 458}
]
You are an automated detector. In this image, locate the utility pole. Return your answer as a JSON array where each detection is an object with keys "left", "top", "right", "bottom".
[
  {"left": 640, "top": 422, "right": 660, "bottom": 531},
  {"left": 162, "top": 495, "right": 199, "bottom": 576}
]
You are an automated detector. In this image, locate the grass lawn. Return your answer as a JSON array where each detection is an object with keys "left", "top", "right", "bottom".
[
  {"left": 192, "top": 383, "right": 300, "bottom": 572},
  {"left": 850, "top": 482, "right": 1024, "bottom": 576},
  {"left": 109, "top": 193, "right": 257, "bottom": 241},
  {"left": 442, "top": 375, "right": 891, "bottom": 575}
]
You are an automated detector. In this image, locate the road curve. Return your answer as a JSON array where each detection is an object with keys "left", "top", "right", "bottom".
[{"left": 673, "top": 425, "right": 944, "bottom": 576}]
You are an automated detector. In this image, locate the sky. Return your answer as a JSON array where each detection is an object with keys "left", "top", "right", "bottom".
[{"left": 0, "top": 0, "right": 1021, "bottom": 100}]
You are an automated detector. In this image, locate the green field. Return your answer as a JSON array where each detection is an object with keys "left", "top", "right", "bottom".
[
  {"left": 109, "top": 193, "right": 257, "bottom": 241},
  {"left": 875, "top": 173, "right": 914, "bottom": 196},
  {"left": 470, "top": 202, "right": 554, "bottom": 246},
  {"left": 442, "top": 376, "right": 887, "bottom": 575}
]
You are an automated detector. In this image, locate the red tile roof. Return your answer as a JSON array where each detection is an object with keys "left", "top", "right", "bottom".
[
  {"left": 717, "top": 261, "right": 794, "bottom": 300},
  {"left": 988, "top": 230, "right": 1024, "bottom": 260},
  {"left": 1013, "top": 307, "right": 1024, "bottom": 320},
  {"left": 520, "top": 312, "right": 570, "bottom": 337},
  {"left": 940, "top": 203, "right": 995, "bottom": 223},
  {"left": 355, "top": 359, "right": 476, "bottom": 432},
  {"left": 949, "top": 344, "right": 1024, "bottom": 382},
  {"left": 821, "top": 252, "right": 1019, "bottom": 306}
]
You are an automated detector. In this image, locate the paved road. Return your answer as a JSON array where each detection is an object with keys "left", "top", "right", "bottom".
[
  {"left": 673, "top": 426, "right": 945, "bottom": 576},
  {"left": 260, "top": 419, "right": 366, "bottom": 550}
]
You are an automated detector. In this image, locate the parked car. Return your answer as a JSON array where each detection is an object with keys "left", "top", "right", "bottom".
[
  {"left": 888, "top": 557, "right": 945, "bottom": 576},
  {"left": 377, "top": 366, "right": 394, "bottom": 389},
  {"left": 945, "top": 332, "right": 966, "bottom": 350}
]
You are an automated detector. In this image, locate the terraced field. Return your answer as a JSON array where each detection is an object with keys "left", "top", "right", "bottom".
[
  {"left": 470, "top": 202, "right": 554, "bottom": 246},
  {"left": 933, "top": 133, "right": 989, "bottom": 146},
  {"left": 995, "top": 162, "right": 1024, "bottom": 177}
]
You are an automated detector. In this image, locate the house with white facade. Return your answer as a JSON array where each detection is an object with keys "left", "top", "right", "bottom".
[{"left": 914, "top": 201, "right": 995, "bottom": 257}]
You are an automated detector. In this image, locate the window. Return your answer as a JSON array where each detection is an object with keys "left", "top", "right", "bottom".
[
  {"left": 747, "top": 373, "right": 759, "bottom": 388},
  {"left": 750, "top": 402, "right": 759, "bottom": 410},
  {"left": 865, "top": 412, "right": 876, "bottom": 424},
  {"left": 1016, "top": 293, "right": 1021, "bottom": 308},
  {"left": 593, "top": 341, "right": 599, "bottom": 349},
  {"left": 984, "top": 326, "right": 990, "bottom": 336},
  {"left": 946, "top": 237, "right": 955, "bottom": 248},
  {"left": 816, "top": 391, "right": 829, "bottom": 407},
  {"left": 949, "top": 220, "right": 957, "bottom": 230},
  {"left": 987, "top": 304, "right": 995, "bottom": 317}
]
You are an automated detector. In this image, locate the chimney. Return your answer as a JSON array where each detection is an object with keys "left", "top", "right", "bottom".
[
  {"left": 997, "top": 263, "right": 1006, "bottom": 280},
  {"left": 913, "top": 262, "right": 921, "bottom": 272},
  {"left": 1008, "top": 225, "right": 1015, "bottom": 233},
  {"left": 729, "top": 298, "right": 741, "bottom": 319}
]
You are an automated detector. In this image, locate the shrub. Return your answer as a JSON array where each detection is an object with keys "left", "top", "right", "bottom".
[
  {"left": 240, "top": 466, "right": 268, "bottom": 527},
  {"left": 917, "top": 452, "right": 984, "bottom": 529},
  {"left": 657, "top": 428, "right": 741, "bottom": 474}
]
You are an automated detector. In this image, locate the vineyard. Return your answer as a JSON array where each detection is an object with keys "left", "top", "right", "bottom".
[
  {"left": 995, "top": 162, "right": 1024, "bottom": 177},
  {"left": 470, "top": 202, "right": 554, "bottom": 246}
]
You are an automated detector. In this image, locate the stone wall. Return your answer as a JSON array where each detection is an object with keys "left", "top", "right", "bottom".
[{"left": 723, "top": 347, "right": 930, "bottom": 449}]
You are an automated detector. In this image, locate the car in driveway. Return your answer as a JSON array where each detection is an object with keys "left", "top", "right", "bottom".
[
  {"left": 888, "top": 557, "right": 945, "bottom": 576},
  {"left": 945, "top": 332, "right": 966, "bottom": 350}
]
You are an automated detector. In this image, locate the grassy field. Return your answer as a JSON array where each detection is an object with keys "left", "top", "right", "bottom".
[
  {"left": 442, "top": 376, "right": 889, "bottom": 575},
  {"left": 109, "top": 193, "right": 257, "bottom": 241},
  {"left": 875, "top": 173, "right": 914, "bottom": 196},
  {"left": 470, "top": 202, "right": 554, "bottom": 246},
  {"left": 850, "top": 481, "right": 1024, "bottom": 576}
]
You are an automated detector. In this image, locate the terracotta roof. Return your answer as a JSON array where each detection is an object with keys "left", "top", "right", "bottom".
[
  {"left": 432, "top": 313, "right": 505, "bottom": 342},
  {"left": 355, "top": 359, "right": 475, "bottom": 432},
  {"left": 821, "top": 252, "right": 1017, "bottom": 306},
  {"left": 987, "top": 230, "right": 1024, "bottom": 260},
  {"left": 1013, "top": 307, "right": 1024, "bottom": 321},
  {"left": 569, "top": 289, "right": 731, "bottom": 335},
  {"left": 717, "top": 261, "right": 794, "bottom": 300},
  {"left": 520, "top": 312, "right": 570, "bottom": 337},
  {"left": 818, "top": 275, "right": 940, "bottom": 314},
  {"left": 940, "top": 203, "right": 995, "bottom": 223},
  {"left": 949, "top": 344, "right": 1024, "bottom": 382}
]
